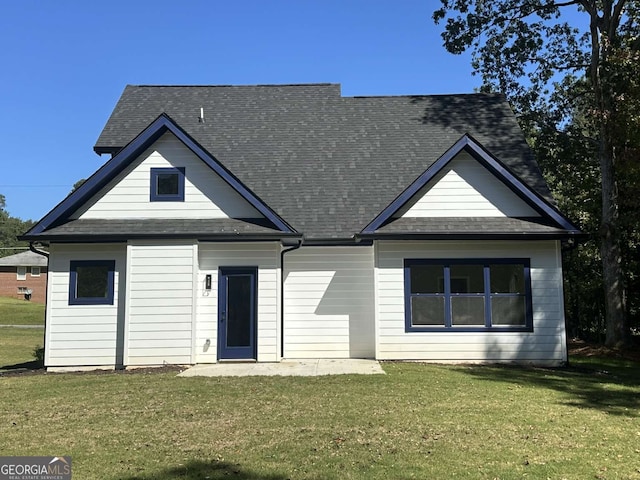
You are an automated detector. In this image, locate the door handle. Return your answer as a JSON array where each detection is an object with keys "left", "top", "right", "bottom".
[{"left": 220, "top": 311, "right": 226, "bottom": 322}]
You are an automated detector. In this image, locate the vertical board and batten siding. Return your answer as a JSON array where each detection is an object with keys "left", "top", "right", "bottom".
[
  {"left": 125, "top": 242, "right": 196, "bottom": 365},
  {"left": 375, "top": 240, "right": 567, "bottom": 364},
  {"left": 197, "top": 242, "right": 279, "bottom": 362},
  {"left": 72, "top": 132, "right": 261, "bottom": 219},
  {"left": 396, "top": 152, "right": 540, "bottom": 218},
  {"left": 283, "top": 246, "right": 375, "bottom": 359},
  {"left": 45, "top": 244, "right": 126, "bottom": 367}
]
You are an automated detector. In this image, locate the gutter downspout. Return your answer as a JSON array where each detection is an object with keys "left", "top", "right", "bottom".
[
  {"left": 29, "top": 242, "right": 49, "bottom": 258},
  {"left": 280, "top": 238, "right": 302, "bottom": 359},
  {"left": 29, "top": 242, "right": 49, "bottom": 368}
]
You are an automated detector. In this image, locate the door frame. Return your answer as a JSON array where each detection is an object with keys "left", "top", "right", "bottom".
[{"left": 217, "top": 266, "right": 257, "bottom": 360}]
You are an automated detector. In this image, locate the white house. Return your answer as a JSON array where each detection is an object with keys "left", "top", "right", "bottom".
[{"left": 22, "top": 84, "right": 580, "bottom": 369}]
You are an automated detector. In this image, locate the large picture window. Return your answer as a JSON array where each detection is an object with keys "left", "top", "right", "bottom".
[
  {"left": 69, "top": 260, "right": 115, "bottom": 305},
  {"left": 150, "top": 167, "right": 185, "bottom": 202},
  {"left": 404, "top": 259, "right": 533, "bottom": 332}
]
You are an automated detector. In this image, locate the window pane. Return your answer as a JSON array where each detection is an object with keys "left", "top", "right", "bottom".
[
  {"left": 410, "top": 265, "right": 444, "bottom": 294},
  {"left": 491, "top": 296, "right": 526, "bottom": 326},
  {"left": 450, "top": 265, "right": 484, "bottom": 293},
  {"left": 17, "top": 266, "right": 26, "bottom": 280},
  {"left": 411, "top": 296, "right": 445, "bottom": 325},
  {"left": 157, "top": 173, "right": 179, "bottom": 195},
  {"left": 490, "top": 264, "right": 525, "bottom": 293},
  {"left": 451, "top": 297, "right": 485, "bottom": 325},
  {"left": 76, "top": 265, "right": 110, "bottom": 298},
  {"left": 226, "top": 275, "right": 252, "bottom": 347}
]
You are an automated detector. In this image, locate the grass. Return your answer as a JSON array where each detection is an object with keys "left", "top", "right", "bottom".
[
  {"left": 0, "top": 326, "right": 44, "bottom": 369},
  {"left": 0, "top": 296, "right": 45, "bottom": 325},
  {"left": 1, "top": 352, "right": 639, "bottom": 479}
]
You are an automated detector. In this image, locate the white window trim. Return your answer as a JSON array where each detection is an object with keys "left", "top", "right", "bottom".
[
  {"left": 31, "top": 266, "right": 41, "bottom": 277},
  {"left": 17, "top": 266, "right": 27, "bottom": 281}
]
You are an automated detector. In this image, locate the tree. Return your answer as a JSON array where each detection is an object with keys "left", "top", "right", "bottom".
[
  {"left": 70, "top": 178, "right": 86, "bottom": 194},
  {"left": 434, "top": 0, "right": 640, "bottom": 347},
  {"left": 0, "top": 194, "right": 35, "bottom": 257}
]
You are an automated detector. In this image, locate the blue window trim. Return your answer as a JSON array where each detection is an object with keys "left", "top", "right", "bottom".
[
  {"left": 69, "top": 260, "right": 115, "bottom": 305},
  {"left": 150, "top": 167, "right": 185, "bottom": 202},
  {"left": 404, "top": 258, "right": 533, "bottom": 333},
  {"left": 361, "top": 134, "right": 581, "bottom": 235},
  {"left": 24, "top": 114, "right": 295, "bottom": 237}
]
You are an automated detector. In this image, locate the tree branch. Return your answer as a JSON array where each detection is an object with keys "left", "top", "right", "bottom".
[{"left": 610, "top": 0, "right": 627, "bottom": 36}]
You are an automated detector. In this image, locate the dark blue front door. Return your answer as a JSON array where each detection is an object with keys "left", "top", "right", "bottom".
[{"left": 218, "top": 267, "right": 257, "bottom": 360}]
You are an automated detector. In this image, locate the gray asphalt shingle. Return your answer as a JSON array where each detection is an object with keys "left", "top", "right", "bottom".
[
  {"left": 373, "top": 217, "right": 568, "bottom": 235},
  {"left": 92, "top": 84, "right": 555, "bottom": 240},
  {"left": 43, "top": 218, "right": 283, "bottom": 238}
]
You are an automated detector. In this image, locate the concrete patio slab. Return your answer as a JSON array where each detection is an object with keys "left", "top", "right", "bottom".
[{"left": 177, "top": 359, "right": 385, "bottom": 377}]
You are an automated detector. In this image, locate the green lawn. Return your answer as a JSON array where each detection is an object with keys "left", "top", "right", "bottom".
[
  {"left": 0, "top": 326, "right": 44, "bottom": 369},
  {"left": 0, "top": 296, "right": 45, "bottom": 325},
  {"left": 1, "top": 351, "right": 639, "bottom": 479}
]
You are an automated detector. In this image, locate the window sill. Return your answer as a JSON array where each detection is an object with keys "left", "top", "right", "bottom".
[{"left": 405, "top": 326, "right": 533, "bottom": 333}]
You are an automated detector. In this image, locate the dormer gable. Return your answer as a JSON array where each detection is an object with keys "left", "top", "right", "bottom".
[
  {"left": 362, "top": 134, "right": 580, "bottom": 235},
  {"left": 24, "top": 114, "right": 295, "bottom": 237}
]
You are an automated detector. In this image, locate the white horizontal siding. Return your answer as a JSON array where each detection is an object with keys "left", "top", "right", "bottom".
[
  {"left": 196, "top": 242, "right": 280, "bottom": 363},
  {"left": 283, "top": 246, "right": 375, "bottom": 359},
  {"left": 125, "top": 242, "right": 196, "bottom": 366},
  {"left": 375, "top": 240, "right": 567, "bottom": 364},
  {"left": 73, "top": 132, "right": 261, "bottom": 219},
  {"left": 396, "top": 152, "right": 539, "bottom": 218},
  {"left": 45, "top": 244, "right": 126, "bottom": 367}
]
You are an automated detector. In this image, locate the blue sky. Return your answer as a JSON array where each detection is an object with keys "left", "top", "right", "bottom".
[{"left": 0, "top": 0, "right": 478, "bottom": 221}]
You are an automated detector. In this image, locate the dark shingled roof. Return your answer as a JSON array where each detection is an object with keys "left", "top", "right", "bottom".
[
  {"left": 370, "top": 217, "right": 570, "bottom": 238},
  {"left": 92, "top": 84, "right": 556, "bottom": 240},
  {"left": 42, "top": 218, "right": 286, "bottom": 240}
]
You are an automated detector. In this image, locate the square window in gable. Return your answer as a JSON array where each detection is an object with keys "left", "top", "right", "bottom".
[{"left": 150, "top": 167, "right": 185, "bottom": 202}]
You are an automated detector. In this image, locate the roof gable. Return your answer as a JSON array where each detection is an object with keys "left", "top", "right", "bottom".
[
  {"left": 24, "top": 114, "right": 295, "bottom": 237},
  {"left": 71, "top": 131, "right": 263, "bottom": 221},
  {"left": 362, "top": 134, "right": 580, "bottom": 234},
  {"left": 393, "top": 150, "right": 540, "bottom": 218},
  {"left": 91, "top": 85, "right": 556, "bottom": 239}
]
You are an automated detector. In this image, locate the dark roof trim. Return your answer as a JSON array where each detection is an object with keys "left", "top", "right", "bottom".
[
  {"left": 22, "top": 233, "right": 302, "bottom": 243},
  {"left": 24, "top": 114, "right": 296, "bottom": 237},
  {"left": 94, "top": 145, "right": 118, "bottom": 155},
  {"left": 361, "top": 134, "right": 581, "bottom": 234},
  {"left": 358, "top": 232, "right": 584, "bottom": 241}
]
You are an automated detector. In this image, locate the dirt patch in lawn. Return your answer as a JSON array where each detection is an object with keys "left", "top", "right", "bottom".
[
  {"left": 568, "top": 338, "right": 640, "bottom": 362},
  {"left": 0, "top": 364, "right": 184, "bottom": 377}
]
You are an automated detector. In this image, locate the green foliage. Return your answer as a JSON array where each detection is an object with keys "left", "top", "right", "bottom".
[
  {"left": 70, "top": 178, "right": 86, "bottom": 194},
  {"left": 434, "top": 1, "right": 640, "bottom": 344},
  {"left": 32, "top": 345, "right": 44, "bottom": 364},
  {"left": 0, "top": 194, "right": 35, "bottom": 258}
]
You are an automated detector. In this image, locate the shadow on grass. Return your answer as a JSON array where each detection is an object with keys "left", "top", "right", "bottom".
[
  {"left": 121, "top": 459, "right": 291, "bottom": 480},
  {"left": 0, "top": 359, "right": 43, "bottom": 372},
  {"left": 458, "top": 357, "right": 640, "bottom": 417}
]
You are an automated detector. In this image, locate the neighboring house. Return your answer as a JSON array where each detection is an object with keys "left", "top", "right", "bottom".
[
  {"left": 22, "top": 84, "right": 581, "bottom": 369},
  {"left": 0, "top": 250, "right": 48, "bottom": 303}
]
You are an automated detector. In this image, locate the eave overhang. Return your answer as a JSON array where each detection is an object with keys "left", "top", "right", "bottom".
[
  {"left": 360, "top": 134, "right": 582, "bottom": 236},
  {"left": 23, "top": 114, "right": 296, "bottom": 239},
  {"left": 357, "top": 231, "right": 586, "bottom": 241}
]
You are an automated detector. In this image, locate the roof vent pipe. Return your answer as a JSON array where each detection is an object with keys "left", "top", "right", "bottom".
[{"left": 198, "top": 107, "right": 205, "bottom": 123}]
